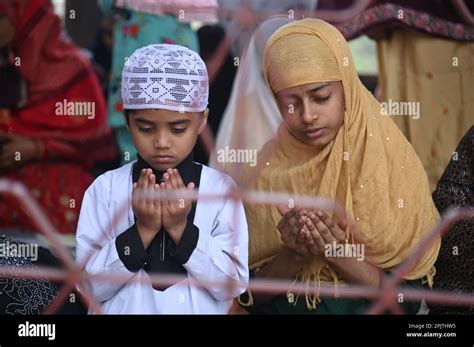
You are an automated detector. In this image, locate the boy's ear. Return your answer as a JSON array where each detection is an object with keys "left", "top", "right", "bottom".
[{"left": 198, "top": 108, "right": 209, "bottom": 134}]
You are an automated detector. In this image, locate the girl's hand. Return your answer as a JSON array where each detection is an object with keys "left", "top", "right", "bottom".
[
  {"left": 303, "top": 210, "right": 348, "bottom": 256},
  {"left": 277, "top": 205, "right": 312, "bottom": 260}
]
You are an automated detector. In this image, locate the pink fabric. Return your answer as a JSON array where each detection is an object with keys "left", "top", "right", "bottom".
[{"left": 115, "top": 0, "right": 218, "bottom": 22}]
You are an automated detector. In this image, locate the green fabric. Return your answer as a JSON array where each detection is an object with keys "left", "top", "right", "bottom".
[{"left": 249, "top": 278, "right": 425, "bottom": 315}]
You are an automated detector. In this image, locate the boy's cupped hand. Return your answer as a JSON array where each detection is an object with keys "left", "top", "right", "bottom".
[
  {"left": 161, "top": 168, "right": 195, "bottom": 244},
  {"left": 132, "top": 168, "right": 162, "bottom": 247},
  {"left": 132, "top": 168, "right": 195, "bottom": 247}
]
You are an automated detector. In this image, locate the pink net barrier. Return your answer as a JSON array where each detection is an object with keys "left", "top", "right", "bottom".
[
  {"left": 0, "top": 178, "right": 473, "bottom": 314},
  {"left": 1, "top": 3, "right": 472, "bottom": 315}
]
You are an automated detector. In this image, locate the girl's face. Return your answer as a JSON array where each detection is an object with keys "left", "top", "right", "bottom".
[{"left": 276, "top": 81, "right": 345, "bottom": 149}]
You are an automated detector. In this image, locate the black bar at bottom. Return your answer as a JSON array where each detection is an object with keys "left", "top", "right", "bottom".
[{"left": 0, "top": 315, "right": 472, "bottom": 345}]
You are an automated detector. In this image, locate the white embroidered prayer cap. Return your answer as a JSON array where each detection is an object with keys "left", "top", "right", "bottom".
[{"left": 121, "top": 44, "right": 209, "bottom": 112}]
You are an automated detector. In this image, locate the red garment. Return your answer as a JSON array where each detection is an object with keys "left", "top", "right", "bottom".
[{"left": 0, "top": 0, "right": 116, "bottom": 234}]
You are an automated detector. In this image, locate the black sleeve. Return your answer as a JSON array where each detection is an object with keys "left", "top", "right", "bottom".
[
  {"left": 115, "top": 224, "right": 150, "bottom": 272},
  {"left": 166, "top": 222, "right": 199, "bottom": 265}
]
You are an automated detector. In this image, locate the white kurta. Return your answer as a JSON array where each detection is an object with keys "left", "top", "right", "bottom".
[{"left": 76, "top": 162, "right": 249, "bottom": 314}]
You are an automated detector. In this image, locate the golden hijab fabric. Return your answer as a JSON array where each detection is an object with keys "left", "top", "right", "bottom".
[{"left": 245, "top": 19, "right": 440, "bottom": 306}]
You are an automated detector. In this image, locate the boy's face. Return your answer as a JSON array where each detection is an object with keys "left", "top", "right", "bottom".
[{"left": 126, "top": 108, "right": 208, "bottom": 171}]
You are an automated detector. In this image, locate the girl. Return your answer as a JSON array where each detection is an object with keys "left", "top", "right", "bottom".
[{"left": 241, "top": 19, "right": 441, "bottom": 314}]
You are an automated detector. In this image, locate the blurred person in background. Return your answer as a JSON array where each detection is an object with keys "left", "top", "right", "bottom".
[
  {"left": 217, "top": 0, "right": 318, "bottom": 57},
  {"left": 0, "top": 0, "right": 116, "bottom": 235},
  {"left": 210, "top": 17, "right": 290, "bottom": 182},
  {"left": 337, "top": 0, "right": 474, "bottom": 190},
  {"left": 91, "top": 14, "right": 114, "bottom": 98},
  {"left": 194, "top": 24, "right": 237, "bottom": 164},
  {"left": 429, "top": 126, "right": 473, "bottom": 315}
]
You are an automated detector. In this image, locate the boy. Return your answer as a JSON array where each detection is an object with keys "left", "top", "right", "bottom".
[{"left": 76, "top": 44, "right": 248, "bottom": 314}]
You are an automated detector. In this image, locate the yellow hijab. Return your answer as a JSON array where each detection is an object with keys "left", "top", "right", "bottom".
[{"left": 244, "top": 19, "right": 440, "bottom": 306}]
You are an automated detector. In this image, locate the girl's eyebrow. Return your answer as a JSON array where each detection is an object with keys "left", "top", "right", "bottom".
[
  {"left": 308, "top": 83, "right": 331, "bottom": 93},
  {"left": 278, "top": 82, "right": 332, "bottom": 99},
  {"left": 280, "top": 95, "right": 298, "bottom": 101}
]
